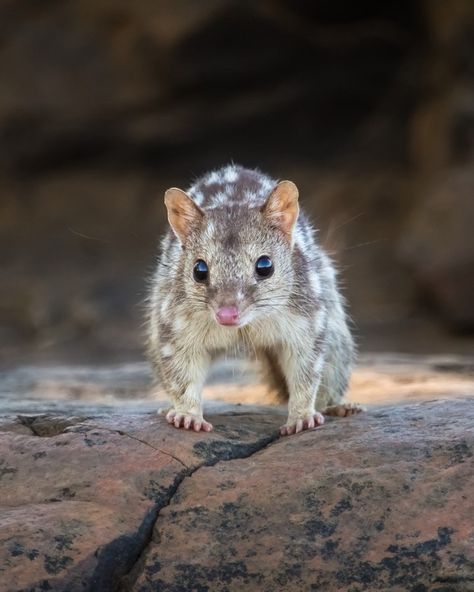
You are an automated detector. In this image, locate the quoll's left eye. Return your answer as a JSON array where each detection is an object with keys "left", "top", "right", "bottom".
[
  {"left": 255, "top": 255, "right": 274, "bottom": 278},
  {"left": 193, "top": 259, "right": 209, "bottom": 283}
]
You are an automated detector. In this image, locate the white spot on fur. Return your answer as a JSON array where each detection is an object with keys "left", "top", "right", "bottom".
[
  {"left": 160, "top": 294, "right": 171, "bottom": 316},
  {"left": 294, "top": 227, "right": 307, "bottom": 249},
  {"left": 244, "top": 190, "right": 257, "bottom": 202},
  {"left": 224, "top": 167, "right": 238, "bottom": 183},
  {"left": 259, "top": 178, "right": 274, "bottom": 194},
  {"left": 215, "top": 191, "right": 227, "bottom": 203},
  {"left": 314, "top": 355, "right": 324, "bottom": 375},
  {"left": 205, "top": 220, "right": 215, "bottom": 235},
  {"left": 161, "top": 343, "right": 174, "bottom": 358},
  {"left": 313, "top": 308, "right": 327, "bottom": 337},
  {"left": 187, "top": 182, "right": 205, "bottom": 205},
  {"left": 308, "top": 269, "right": 322, "bottom": 299},
  {"left": 205, "top": 171, "right": 220, "bottom": 185},
  {"left": 174, "top": 316, "right": 186, "bottom": 332},
  {"left": 191, "top": 190, "right": 204, "bottom": 205}
]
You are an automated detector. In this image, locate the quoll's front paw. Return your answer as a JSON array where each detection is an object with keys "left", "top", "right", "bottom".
[
  {"left": 280, "top": 412, "right": 325, "bottom": 437},
  {"left": 166, "top": 409, "right": 213, "bottom": 432}
]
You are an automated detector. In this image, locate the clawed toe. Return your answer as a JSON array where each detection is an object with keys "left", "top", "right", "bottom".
[{"left": 165, "top": 410, "right": 213, "bottom": 432}]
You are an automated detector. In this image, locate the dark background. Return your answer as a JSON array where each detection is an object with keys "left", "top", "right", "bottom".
[{"left": 1, "top": 0, "right": 473, "bottom": 366}]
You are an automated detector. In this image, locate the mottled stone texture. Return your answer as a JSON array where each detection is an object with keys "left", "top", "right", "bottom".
[
  {"left": 0, "top": 409, "right": 282, "bottom": 592},
  {"left": 131, "top": 399, "right": 474, "bottom": 592},
  {"left": 0, "top": 356, "right": 473, "bottom": 591}
]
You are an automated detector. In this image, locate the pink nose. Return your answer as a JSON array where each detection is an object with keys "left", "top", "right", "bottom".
[{"left": 216, "top": 306, "right": 240, "bottom": 326}]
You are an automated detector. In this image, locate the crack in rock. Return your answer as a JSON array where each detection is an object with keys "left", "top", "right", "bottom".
[
  {"left": 79, "top": 424, "right": 190, "bottom": 469},
  {"left": 10, "top": 412, "right": 280, "bottom": 591},
  {"left": 117, "top": 431, "right": 280, "bottom": 592}
]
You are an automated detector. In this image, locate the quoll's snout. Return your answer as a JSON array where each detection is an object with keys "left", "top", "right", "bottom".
[
  {"left": 213, "top": 280, "right": 245, "bottom": 326},
  {"left": 215, "top": 305, "right": 240, "bottom": 326}
]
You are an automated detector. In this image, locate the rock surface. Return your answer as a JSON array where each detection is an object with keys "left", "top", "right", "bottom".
[
  {"left": 131, "top": 399, "right": 474, "bottom": 592},
  {"left": 0, "top": 408, "right": 282, "bottom": 592},
  {"left": 0, "top": 355, "right": 473, "bottom": 592}
]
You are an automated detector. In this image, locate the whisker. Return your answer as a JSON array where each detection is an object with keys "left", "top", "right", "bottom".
[{"left": 68, "top": 227, "right": 110, "bottom": 243}]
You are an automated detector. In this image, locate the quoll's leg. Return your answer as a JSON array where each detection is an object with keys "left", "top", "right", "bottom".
[
  {"left": 278, "top": 346, "right": 325, "bottom": 436},
  {"left": 257, "top": 349, "right": 289, "bottom": 403},
  {"left": 160, "top": 348, "right": 213, "bottom": 432}
]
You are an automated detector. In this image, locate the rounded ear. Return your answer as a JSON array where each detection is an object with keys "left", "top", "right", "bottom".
[
  {"left": 261, "top": 180, "right": 299, "bottom": 239},
  {"left": 164, "top": 188, "right": 204, "bottom": 244}
]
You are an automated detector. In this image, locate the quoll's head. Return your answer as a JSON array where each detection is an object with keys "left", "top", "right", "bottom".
[{"left": 164, "top": 180, "right": 300, "bottom": 327}]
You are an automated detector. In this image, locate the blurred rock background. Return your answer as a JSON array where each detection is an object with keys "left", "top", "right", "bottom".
[{"left": 0, "top": 0, "right": 473, "bottom": 366}]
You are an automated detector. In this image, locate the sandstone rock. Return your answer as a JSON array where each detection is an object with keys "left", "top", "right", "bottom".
[
  {"left": 0, "top": 407, "right": 282, "bottom": 592},
  {"left": 131, "top": 398, "right": 474, "bottom": 592},
  {"left": 0, "top": 355, "right": 473, "bottom": 591}
]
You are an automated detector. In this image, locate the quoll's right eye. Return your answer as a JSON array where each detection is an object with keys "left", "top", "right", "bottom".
[
  {"left": 193, "top": 259, "right": 208, "bottom": 283},
  {"left": 255, "top": 255, "right": 274, "bottom": 278}
]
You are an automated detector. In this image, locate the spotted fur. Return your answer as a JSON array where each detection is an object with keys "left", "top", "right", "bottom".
[{"left": 147, "top": 164, "right": 355, "bottom": 434}]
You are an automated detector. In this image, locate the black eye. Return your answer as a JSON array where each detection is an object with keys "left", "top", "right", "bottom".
[
  {"left": 193, "top": 259, "right": 208, "bottom": 283},
  {"left": 255, "top": 255, "right": 274, "bottom": 278}
]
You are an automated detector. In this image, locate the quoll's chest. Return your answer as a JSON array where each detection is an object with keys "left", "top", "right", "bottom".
[{"left": 179, "top": 308, "right": 318, "bottom": 355}]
